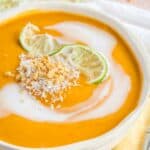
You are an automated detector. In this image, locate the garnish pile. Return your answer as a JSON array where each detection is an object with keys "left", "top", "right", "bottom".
[
  {"left": 16, "top": 54, "right": 80, "bottom": 106},
  {"left": 6, "top": 23, "right": 109, "bottom": 109}
]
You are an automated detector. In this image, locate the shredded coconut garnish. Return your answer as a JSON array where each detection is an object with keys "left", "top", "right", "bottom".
[{"left": 16, "top": 54, "right": 80, "bottom": 107}]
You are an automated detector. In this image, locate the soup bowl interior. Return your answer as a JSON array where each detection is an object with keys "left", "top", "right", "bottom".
[{"left": 0, "top": 2, "right": 149, "bottom": 150}]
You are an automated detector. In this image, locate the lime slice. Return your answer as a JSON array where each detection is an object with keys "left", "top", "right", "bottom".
[
  {"left": 55, "top": 44, "right": 109, "bottom": 84},
  {"left": 19, "top": 23, "right": 60, "bottom": 56}
]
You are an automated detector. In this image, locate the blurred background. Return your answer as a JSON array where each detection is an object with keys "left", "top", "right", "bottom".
[{"left": 113, "top": 0, "right": 150, "bottom": 10}]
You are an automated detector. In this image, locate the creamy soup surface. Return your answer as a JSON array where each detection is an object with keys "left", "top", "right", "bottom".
[{"left": 0, "top": 11, "right": 142, "bottom": 148}]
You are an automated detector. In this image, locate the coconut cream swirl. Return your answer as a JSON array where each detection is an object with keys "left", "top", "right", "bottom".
[{"left": 0, "top": 22, "right": 131, "bottom": 122}]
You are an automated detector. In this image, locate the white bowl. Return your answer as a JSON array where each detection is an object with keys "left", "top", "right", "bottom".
[{"left": 0, "top": 2, "right": 149, "bottom": 150}]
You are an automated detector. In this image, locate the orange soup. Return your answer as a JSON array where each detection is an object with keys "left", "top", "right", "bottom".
[{"left": 0, "top": 11, "right": 142, "bottom": 148}]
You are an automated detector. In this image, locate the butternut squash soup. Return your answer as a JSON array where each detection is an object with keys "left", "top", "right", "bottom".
[{"left": 0, "top": 11, "right": 142, "bottom": 148}]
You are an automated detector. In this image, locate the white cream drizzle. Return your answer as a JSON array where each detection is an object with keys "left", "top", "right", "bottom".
[{"left": 0, "top": 21, "right": 131, "bottom": 122}]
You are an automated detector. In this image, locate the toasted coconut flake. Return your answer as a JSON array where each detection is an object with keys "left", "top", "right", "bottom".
[{"left": 16, "top": 54, "right": 80, "bottom": 108}]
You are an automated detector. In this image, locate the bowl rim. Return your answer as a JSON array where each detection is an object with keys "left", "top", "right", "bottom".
[{"left": 0, "top": 1, "right": 149, "bottom": 150}]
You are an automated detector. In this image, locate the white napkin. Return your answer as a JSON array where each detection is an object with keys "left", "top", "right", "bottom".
[{"left": 79, "top": 0, "right": 150, "bottom": 57}]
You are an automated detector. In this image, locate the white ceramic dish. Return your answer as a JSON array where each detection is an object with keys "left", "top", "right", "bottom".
[{"left": 0, "top": 2, "right": 149, "bottom": 150}]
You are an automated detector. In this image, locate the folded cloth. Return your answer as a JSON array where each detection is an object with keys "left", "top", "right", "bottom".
[{"left": 114, "top": 97, "right": 150, "bottom": 150}]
